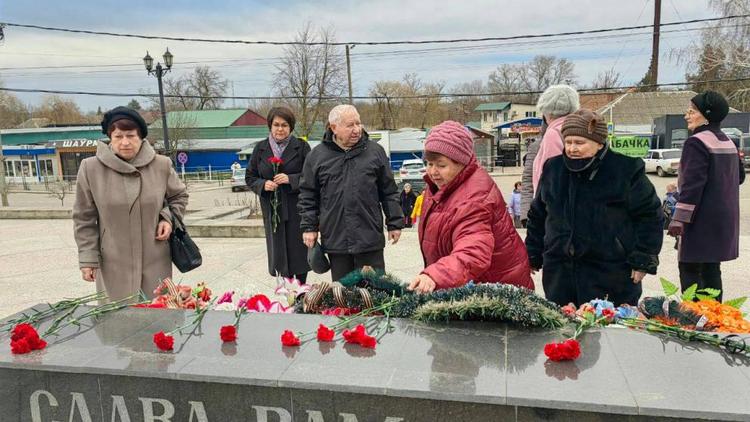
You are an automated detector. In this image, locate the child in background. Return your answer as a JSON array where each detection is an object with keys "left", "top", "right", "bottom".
[{"left": 508, "top": 181, "right": 522, "bottom": 228}]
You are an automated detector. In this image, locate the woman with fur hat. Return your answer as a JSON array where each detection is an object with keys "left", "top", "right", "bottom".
[
  {"left": 667, "top": 91, "right": 745, "bottom": 301},
  {"left": 72, "top": 106, "right": 189, "bottom": 302},
  {"left": 525, "top": 109, "right": 663, "bottom": 306},
  {"left": 532, "top": 84, "right": 580, "bottom": 195},
  {"left": 408, "top": 121, "right": 533, "bottom": 294}
]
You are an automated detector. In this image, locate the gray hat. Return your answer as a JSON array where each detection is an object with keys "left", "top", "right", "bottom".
[
  {"left": 307, "top": 241, "right": 330, "bottom": 274},
  {"left": 536, "top": 85, "right": 580, "bottom": 117}
]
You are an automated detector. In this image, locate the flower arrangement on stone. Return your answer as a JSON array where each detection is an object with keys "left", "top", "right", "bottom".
[
  {"left": 274, "top": 277, "right": 312, "bottom": 307},
  {"left": 150, "top": 278, "right": 212, "bottom": 309},
  {"left": 618, "top": 279, "right": 750, "bottom": 355},
  {"left": 6, "top": 292, "right": 145, "bottom": 355},
  {"left": 268, "top": 156, "right": 284, "bottom": 233},
  {"left": 153, "top": 299, "right": 214, "bottom": 352},
  {"left": 543, "top": 299, "right": 636, "bottom": 362},
  {"left": 544, "top": 279, "right": 750, "bottom": 362},
  {"left": 280, "top": 299, "right": 398, "bottom": 349}
]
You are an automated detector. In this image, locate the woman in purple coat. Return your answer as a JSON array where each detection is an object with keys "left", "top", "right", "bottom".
[{"left": 668, "top": 91, "right": 745, "bottom": 301}]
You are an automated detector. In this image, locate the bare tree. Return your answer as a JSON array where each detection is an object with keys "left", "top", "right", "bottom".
[
  {"left": 487, "top": 55, "right": 577, "bottom": 103},
  {"left": 47, "top": 179, "right": 71, "bottom": 207},
  {"left": 671, "top": 0, "right": 750, "bottom": 110},
  {"left": 370, "top": 80, "right": 406, "bottom": 129},
  {"left": 273, "top": 23, "right": 347, "bottom": 138},
  {"left": 447, "top": 80, "right": 488, "bottom": 123},
  {"left": 591, "top": 68, "right": 623, "bottom": 90},
  {"left": 0, "top": 88, "right": 29, "bottom": 129},
  {"left": 33, "top": 95, "right": 86, "bottom": 125},
  {"left": 152, "top": 112, "right": 198, "bottom": 161},
  {"left": 160, "top": 66, "right": 229, "bottom": 111}
]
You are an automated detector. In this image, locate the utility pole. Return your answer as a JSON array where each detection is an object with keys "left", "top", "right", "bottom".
[
  {"left": 643, "top": 0, "right": 661, "bottom": 89},
  {"left": 346, "top": 45, "right": 354, "bottom": 104},
  {"left": 0, "top": 129, "right": 8, "bottom": 206}
]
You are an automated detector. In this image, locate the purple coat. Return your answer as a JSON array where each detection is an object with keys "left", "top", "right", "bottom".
[{"left": 673, "top": 125, "right": 744, "bottom": 262}]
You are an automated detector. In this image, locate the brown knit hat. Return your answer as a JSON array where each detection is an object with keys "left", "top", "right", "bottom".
[{"left": 561, "top": 109, "right": 608, "bottom": 144}]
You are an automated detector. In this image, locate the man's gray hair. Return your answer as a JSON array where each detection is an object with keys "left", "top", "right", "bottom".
[{"left": 328, "top": 104, "right": 359, "bottom": 125}]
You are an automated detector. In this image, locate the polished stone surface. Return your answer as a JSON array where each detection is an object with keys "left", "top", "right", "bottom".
[{"left": 1, "top": 306, "right": 750, "bottom": 421}]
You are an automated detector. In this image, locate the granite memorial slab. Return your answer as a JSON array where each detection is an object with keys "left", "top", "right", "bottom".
[{"left": 0, "top": 305, "right": 748, "bottom": 421}]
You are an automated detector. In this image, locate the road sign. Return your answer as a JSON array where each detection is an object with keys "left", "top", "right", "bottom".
[{"left": 177, "top": 152, "right": 188, "bottom": 165}]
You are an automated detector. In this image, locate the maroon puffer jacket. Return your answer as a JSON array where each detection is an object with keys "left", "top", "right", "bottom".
[{"left": 418, "top": 161, "right": 534, "bottom": 290}]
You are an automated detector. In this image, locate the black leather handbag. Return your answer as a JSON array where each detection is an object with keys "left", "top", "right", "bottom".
[{"left": 169, "top": 210, "right": 202, "bottom": 272}]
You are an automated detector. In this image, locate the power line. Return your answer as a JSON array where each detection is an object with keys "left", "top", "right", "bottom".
[
  {"left": 1, "top": 22, "right": 741, "bottom": 78},
  {"left": 1, "top": 15, "right": 748, "bottom": 46},
  {"left": 2, "top": 77, "right": 748, "bottom": 100}
]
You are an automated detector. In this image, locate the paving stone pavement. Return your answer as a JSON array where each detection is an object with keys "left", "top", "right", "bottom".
[{"left": 1, "top": 219, "right": 749, "bottom": 319}]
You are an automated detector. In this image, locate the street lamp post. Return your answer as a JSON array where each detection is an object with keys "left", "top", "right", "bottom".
[{"left": 143, "top": 48, "right": 174, "bottom": 155}]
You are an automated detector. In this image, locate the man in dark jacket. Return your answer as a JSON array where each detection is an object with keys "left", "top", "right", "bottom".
[
  {"left": 298, "top": 105, "right": 404, "bottom": 280},
  {"left": 526, "top": 109, "right": 663, "bottom": 306}
]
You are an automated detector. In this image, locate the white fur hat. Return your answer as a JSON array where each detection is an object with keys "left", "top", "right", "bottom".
[{"left": 536, "top": 85, "right": 580, "bottom": 117}]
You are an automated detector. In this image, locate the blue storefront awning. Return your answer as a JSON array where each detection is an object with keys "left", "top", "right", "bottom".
[{"left": 494, "top": 117, "right": 543, "bottom": 130}]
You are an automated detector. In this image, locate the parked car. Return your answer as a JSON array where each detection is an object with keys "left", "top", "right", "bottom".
[
  {"left": 399, "top": 159, "right": 427, "bottom": 182},
  {"left": 230, "top": 168, "right": 248, "bottom": 192},
  {"left": 722, "top": 128, "right": 750, "bottom": 168},
  {"left": 643, "top": 149, "right": 681, "bottom": 177}
]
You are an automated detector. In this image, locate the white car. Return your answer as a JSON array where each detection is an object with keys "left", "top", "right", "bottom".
[
  {"left": 230, "top": 168, "right": 248, "bottom": 192},
  {"left": 643, "top": 149, "right": 681, "bottom": 177},
  {"left": 399, "top": 159, "right": 426, "bottom": 181}
]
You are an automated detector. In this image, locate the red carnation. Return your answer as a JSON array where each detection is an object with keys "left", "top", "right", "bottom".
[
  {"left": 359, "top": 334, "right": 377, "bottom": 349},
  {"left": 198, "top": 288, "right": 212, "bottom": 302},
  {"left": 153, "top": 331, "right": 174, "bottom": 351},
  {"left": 316, "top": 324, "right": 335, "bottom": 342},
  {"left": 10, "top": 323, "right": 47, "bottom": 354},
  {"left": 544, "top": 339, "right": 581, "bottom": 361},
  {"left": 11, "top": 337, "right": 32, "bottom": 354},
  {"left": 220, "top": 325, "right": 238, "bottom": 342},
  {"left": 342, "top": 324, "right": 366, "bottom": 344},
  {"left": 268, "top": 157, "right": 284, "bottom": 165},
  {"left": 601, "top": 308, "right": 616, "bottom": 322},
  {"left": 246, "top": 294, "right": 272, "bottom": 312},
  {"left": 562, "top": 339, "right": 581, "bottom": 359},
  {"left": 281, "top": 330, "right": 300, "bottom": 347}
]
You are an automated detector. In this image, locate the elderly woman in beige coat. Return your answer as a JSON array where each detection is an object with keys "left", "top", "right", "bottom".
[{"left": 73, "top": 106, "right": 188, "bottom": 302}]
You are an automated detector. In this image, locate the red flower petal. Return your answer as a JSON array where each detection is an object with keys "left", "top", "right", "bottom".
[
  {"left": 359, "top": 335, "right": 377, "bottom": 349},
  {"left": 153, "top": 331, "right": 174, "bottom": 351},
  {"left": 281, "top": 330, "right": 300, "bottom": 347},
  {"left": 316, "top": 324, "right": 335, "bottom": 342},
  {"left": 246, "top": 294, "right": 272, "bottom": 312},
  {"left": 220, "top": 325, "right": 238, "bottom": 342},
  {"left": 562, "top": 339, "right": 581, "bottom": 359},
  {"left": 544, "top": 340, "right": 580, "bottom": 361},
  {"left": 11, "top": 338, "right": 32, "bottom": 354}
]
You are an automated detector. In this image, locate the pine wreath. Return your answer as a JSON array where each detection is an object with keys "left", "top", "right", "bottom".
[{"left": 296, "top": 269, "right": 569, "bottom": 329}]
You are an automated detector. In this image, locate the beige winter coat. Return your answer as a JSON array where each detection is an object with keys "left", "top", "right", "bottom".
[{"left": 72, "top": 141, "right": 188, "bottom": 302}]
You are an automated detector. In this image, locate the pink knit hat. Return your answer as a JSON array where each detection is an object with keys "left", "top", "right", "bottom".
[{"left": 424, "top": 121, "right": 475, "bottom": 165}]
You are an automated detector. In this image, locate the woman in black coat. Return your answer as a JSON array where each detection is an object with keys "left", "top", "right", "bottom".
[
  {"left": 400, "top": 183, "right": 418, "bottom": 228},
  {"left": 667, "top": 91, "right": 745, "bottom": 302},
  {"left": 526, "top": 109, "right": 663, "bottom": 306},
  {"left": 246, "top": 107, "right": 311, "bottom": 282}
]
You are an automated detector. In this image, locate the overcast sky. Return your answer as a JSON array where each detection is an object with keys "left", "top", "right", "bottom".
[{"left": 0, "top": 0, "right": 716, "bottom": 112}]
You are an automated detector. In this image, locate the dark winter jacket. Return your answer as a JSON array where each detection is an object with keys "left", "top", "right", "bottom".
[
  {"left": 246, "top": 136, "right": 311, "bottom": 277},
  {"left": 419, "top": 160, "right": 533, "bottom": 290},
  {"left": 526, "top": 146, "right": 663, "bottom": 306},
  {"left": 673, "top": 125, "right": 744, "bottom": 263},
  {"left": 298, "top": 129, "right": 404, "bottom": 254},
  {"left": 400, "top": 190, "right": 418, "bottom": 217}
]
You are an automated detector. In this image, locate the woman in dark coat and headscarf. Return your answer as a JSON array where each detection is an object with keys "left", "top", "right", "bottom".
[
  {"left": 400, "top": 183, "right": 418, "bottom": 227},
  {"left": 668, "top": 91, "right": 745, "bottom": 302},
  {"left": 526, "top": 109, "right": 663, "bottom": 306},
  {"left": 246, "top": 106, "right": 311, "bottom": 282}
]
